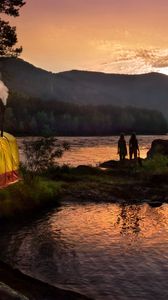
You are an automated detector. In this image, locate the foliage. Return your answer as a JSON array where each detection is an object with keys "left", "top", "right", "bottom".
[
  {"left": 5, "top": 94, "right": 168, "bottom": 135},
  {"left": 0, "top": 20, "right": 22, "bottom": 57},
  {"left": 141, "top": 155, "right": 168, "bottom": 175},
  {"left": 22, "top": 137, "right": 70, "bottom": 175},
  {"left": 0, "top": 0, "right": 25, "bottom": 16},
  {"left": 0, "top": 0, "right": 25, "bottom": 57},
  {"left": 0, "top": 178, "right": 63, "bottom": 219}
]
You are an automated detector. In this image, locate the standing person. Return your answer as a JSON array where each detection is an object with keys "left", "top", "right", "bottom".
[
  {"left": 129, "top": 133, "right": 139, "bottom": 160},
  {"left": 118, "top": 133, "right": 127, "bottom": 161}
]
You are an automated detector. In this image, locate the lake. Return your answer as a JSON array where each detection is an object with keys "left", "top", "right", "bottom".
[
  {"left": 17, "top": 135, "right": 168, "bottom": 166},
  {"left": 0, "top": 202, "right": 168, "bottom": 300}
]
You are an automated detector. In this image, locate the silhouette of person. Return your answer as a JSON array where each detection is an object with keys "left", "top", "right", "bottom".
[
  {"left": 118, "top": 133, "right": 127, "bottom": 161},
  {"left": 129, "top": 133, "right": 139, "bottom": 160}
]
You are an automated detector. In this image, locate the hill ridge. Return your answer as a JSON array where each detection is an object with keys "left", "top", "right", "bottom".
[{"left": 0, "top": 57, "right": 168, "bottom": 117}]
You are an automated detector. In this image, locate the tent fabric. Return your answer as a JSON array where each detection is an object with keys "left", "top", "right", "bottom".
[{"left": 0, "top": 132, "right": 20, "bottom": 188}]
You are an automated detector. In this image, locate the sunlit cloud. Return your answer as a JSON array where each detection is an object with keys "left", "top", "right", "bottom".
[{"left": 80, "top": 45, "right": 168, "bottom": 75}]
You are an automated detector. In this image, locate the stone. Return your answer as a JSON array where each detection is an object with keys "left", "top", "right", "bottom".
[
  {"left": 99, "top": 159, "right": 142, "bottom": 169},
  {"left": 147, "top": 139, "right": 168, "bottom": 158},
  {"left": 0, "top": 282, "right": 29, "bottom": 300}
]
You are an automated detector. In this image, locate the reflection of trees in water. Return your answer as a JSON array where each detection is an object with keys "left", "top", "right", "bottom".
[
  {"left": 116, "top": 204, "right": 168, "bottom": 239},
  {"left": 117, "top": 205, "right": 141, "bottom": 236}
]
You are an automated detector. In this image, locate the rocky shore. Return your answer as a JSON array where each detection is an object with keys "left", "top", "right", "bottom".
[
  {"left": 59, "top": 153, "right": 168, "bottom": 207},
  {"left": 62, "top": 175, "right": 168, "bottom": 207}
]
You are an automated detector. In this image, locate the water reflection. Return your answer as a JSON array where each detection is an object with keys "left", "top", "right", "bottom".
[
  {"left": 0, "top": 203, "right": 168, "bottom": 299},
  {"left": 119, "top": 205, "right": 141, "bottom": 236}
]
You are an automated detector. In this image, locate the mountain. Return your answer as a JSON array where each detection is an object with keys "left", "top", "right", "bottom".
[{"left": 0, "top": 57, "right": 168, "bottom": 117}]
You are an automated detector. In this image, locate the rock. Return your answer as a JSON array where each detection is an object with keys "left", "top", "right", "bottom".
[
  {"left": 0, "top": 282, "right": 29, "bottom": 300},
  {"left": 148, "top": 201, "right": 163, "bottom": 208},
  {"left": 100, "top": 159, "right": 143, "bottom": 169},
  {"left": 76, "top": 165, "right": 95, "bottom": 171},
  {"left": 0, "top": 261, "right": 92, "bottom": 300},
  {"left": 100, "top": 160, "right": 120, "bottom": 168},
  {"left": 76, "top": 165, "right": 100, "bottom": 175},
  {"left": 147, "top": 139, "right": 168, "bottom": 158}
]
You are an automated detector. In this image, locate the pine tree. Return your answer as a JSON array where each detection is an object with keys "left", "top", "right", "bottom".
[{"left": 0, "top": 0, "right": 25, "bottom": 57}]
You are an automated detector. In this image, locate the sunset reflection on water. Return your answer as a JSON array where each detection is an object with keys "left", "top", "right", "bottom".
[
  {"left": 1, "top": 202, "right": 168, "bottom": 299},
  {"left": 49, "top": 203, "right": 168, "bottom": 249}
]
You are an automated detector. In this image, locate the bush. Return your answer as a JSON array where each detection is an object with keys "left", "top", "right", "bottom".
[
  {"left": 22, "top": 137, "right": 70, "bottom": 175},
  {"left": 141, "top": 155, "right": 168, "bottom": 175}
]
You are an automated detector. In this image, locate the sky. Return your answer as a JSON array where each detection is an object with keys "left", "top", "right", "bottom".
[{"left": 9, "top": 0, "right": 168, "bottom": 74}]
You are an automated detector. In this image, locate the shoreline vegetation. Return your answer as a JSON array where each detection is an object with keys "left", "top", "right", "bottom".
[{"left": 0, "top": 154, "right": 168, "bottom": 220}]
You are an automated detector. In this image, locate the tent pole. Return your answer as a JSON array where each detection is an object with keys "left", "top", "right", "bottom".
[{"left": 1, "top": 105, "right": 5, "bottom": 137}]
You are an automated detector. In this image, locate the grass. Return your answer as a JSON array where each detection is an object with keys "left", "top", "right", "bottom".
[
  {"left": 0, "top": 177, "right": 64, "bottom": 219},
  {"left": 141, "top": 155, "right": 168, "bottom": 175}
]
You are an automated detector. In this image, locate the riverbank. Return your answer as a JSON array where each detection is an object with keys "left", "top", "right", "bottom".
[
  {"left": 0, "top": 155, "right": 168, "bottom": 220},
  {"left": 58, "top": 164, "right": 168, "bottom": 206}
]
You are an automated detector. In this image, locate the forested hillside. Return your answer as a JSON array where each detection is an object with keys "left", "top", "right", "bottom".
[
  {"left": 0, "top": 58, "right": 168, "bottom": 118},
  {"left": 4, "top": 94, "right": 167, "bottom": 136}
]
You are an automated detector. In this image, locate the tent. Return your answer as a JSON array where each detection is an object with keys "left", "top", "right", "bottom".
[{"left": 0, "top": 132, "right": 20, "bottom": 188}]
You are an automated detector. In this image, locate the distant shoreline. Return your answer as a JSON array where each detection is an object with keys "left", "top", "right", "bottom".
[{"left": 15, "top": 133, "right": 168, "bottom": 138}]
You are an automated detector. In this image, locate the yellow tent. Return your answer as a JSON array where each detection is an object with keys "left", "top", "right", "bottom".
[{"left": 0, "top": 132, "right": 20, "bottom": 188}]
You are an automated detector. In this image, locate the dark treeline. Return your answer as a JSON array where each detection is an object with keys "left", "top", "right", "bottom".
[{"left": 4, "top": 94, "right": 168, "bottom": 136}]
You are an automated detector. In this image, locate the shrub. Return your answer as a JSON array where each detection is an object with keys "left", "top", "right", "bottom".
[
  {"left": 22, "top": 137, "right": 70, "bottom": 175},
  {"left": 142, "top": 155, "right": 168, "bottom": 174}
]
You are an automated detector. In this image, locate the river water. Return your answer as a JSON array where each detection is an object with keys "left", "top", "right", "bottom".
[
  {"left": 17, "top": 135, "right": 168, "bottom": 166},
  {"left": 0, "top": 202, "right": 168, "bottom": 300}
]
